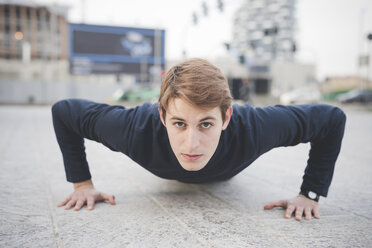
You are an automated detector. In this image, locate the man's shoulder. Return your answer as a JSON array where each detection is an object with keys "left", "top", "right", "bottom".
[
  {"left": 130, "top": 102, "right": 158, "bottom": 112},
  {"left": 131, "top": 102, "right": 160, "bottom": 119},
  {"left": 127, "top": 102, "right": 162, "bottom": 131},
  {"left": 231, "top": 103, "right": 256, "bottom": 122}
]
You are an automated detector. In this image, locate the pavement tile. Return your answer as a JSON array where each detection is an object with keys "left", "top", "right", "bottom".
[
  {"left": 54, "top": 196, "right": 206, "bottom": 248},
  {"left": 262, "top": 215, "right": 372, "bottom": 248},
  {"left": 0, "top": 215, "right": 56, "bottom": 248}
]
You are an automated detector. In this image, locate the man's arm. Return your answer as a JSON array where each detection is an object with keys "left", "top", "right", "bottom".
[
  {"left": 51, "top": 99, "right": 136, "bottom": 210},
  {"left": 254, "top": 104, "right": 346, "bottom": 220},
  {"left": 52, "top": 98, "right": 138, "bottom": 182}
]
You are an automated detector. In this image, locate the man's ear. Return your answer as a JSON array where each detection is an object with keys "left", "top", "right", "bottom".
[
  {"left": 222, "top": 106, "right": 233, "bottom": 130},
  {"left": 158, "top": 105, "right": 166, "bottom": 127}
]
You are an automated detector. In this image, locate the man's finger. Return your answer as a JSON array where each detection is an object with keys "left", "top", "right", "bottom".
[
  {"left": 87, "top": 197, "right": 95, "bottom": 210},
  {"left": 57, "top": 197, "right": 70, "bottom": 207},
  {"left": 102, "top": 193, "right": 116, "bottom": 205},
  {"left": 74, "top": 199, "right": 85, "bottom": 211},
  {"left": 313, "top": 206, "right": 320, "bottom": 219},
  {"left": 304, "top": 207, "right": 312, "bottom": 221},
  {"left": 285, "top": 205, "right": 295, "bottom": 218},
  {"left": 65, "top": 199, "right": 76, "bottom": 210},
  {"left": 264, "top": 200, "right": 287, "bottom": 210},
  {"left": 295, "top": 207, "right": 304, "bottom": 221}
]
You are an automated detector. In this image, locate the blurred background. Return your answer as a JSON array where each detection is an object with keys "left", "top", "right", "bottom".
[{"left": 0, "top": 0, "right": 372, "bottom": 106}]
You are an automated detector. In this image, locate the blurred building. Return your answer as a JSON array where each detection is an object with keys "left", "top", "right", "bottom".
[
  {"left": 232, "top": 0, "right": 296, "bottom": 63},
  {"left": 228, "top": 0, "right": 316, "bottom": 101},
  {"left": 0, "top": 1, "right": 135, "bottom": 104},
  {"left": 319, "top": 76, "right": 369, "bottom": 102},
  {"left": 0, "top": 0, "right": 70, "bottom": 83},
  {"left": 321, "top": 76, "right": 366, "bottom": 93},
  {"left": 0, "top": 0, "right": 68, "bottom": 61}
]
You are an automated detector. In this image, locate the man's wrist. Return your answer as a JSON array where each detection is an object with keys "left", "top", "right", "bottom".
[
  {"left": 299, "top": 189, "right": 320, "bottom": 202},
  {"left": 73, "top": 179, "right": 94, "bottom": 190}
]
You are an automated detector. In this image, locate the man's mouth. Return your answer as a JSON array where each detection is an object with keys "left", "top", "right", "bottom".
[{"left": 181, "top": 153, "right": 203, "bottom": 161}]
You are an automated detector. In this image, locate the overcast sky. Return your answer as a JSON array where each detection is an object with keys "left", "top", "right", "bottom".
[{"left": 37, "top": 0, "right": 372, "bottom": 80}]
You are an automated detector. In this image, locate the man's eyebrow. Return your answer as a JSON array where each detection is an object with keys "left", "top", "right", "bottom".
[
  {"left": 170, "top": 116, "right": 186, "bottom": 121},
  {"left": 199, "top": 116, "right": 216, "bottom": 122},
  {"left": 169, "top": 116, "right": 216, "bottom": 122}
]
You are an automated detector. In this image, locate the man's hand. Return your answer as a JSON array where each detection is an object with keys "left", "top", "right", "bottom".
[
  {"left": 264, "top": 195, "right": 320, "bottom": 221},
  {"left": 57, "top": 179, "right": 116, "bottom": 211}
]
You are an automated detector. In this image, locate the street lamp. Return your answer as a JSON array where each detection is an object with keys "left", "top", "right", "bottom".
[
  {"left": 14, "top": 31, "right": 23, "bottom": 40},
  {"left": 367, "top": 33, "right": 372, "bottom": 88}
]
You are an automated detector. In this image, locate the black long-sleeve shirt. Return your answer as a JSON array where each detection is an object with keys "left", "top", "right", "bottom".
[{"left": 52, "top": 99, "right": 346, "bottom": 197}]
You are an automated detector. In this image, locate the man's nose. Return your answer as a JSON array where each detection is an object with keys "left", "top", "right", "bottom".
[{"left": 185, "top": 128, "right": 200, "bottom": 151}]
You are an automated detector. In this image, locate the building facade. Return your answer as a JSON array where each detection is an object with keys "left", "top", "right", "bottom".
[
  {"left": 0, "top": 1, "right": 129, "bottom": 104},
  {"left": 228, "top": 0, "right": 317, "bottom": 99},
  {"left": 0, "top": 0, "right": 68, "bottom": 61},
  {"left": 232, "top": 0, "right": 297, "bottom": 63}
]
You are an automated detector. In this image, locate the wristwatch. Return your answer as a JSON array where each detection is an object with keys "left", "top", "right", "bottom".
[{"left": 299, "top": 190, "right": 320, "bottom": 202}]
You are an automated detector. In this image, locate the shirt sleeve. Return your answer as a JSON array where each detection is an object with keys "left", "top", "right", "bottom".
[
  {"left": 51, "top": 98, "right": 140, "bottom": 183},
  {"left": 254, "top": 104, "right": 346, "bottom": 197}
]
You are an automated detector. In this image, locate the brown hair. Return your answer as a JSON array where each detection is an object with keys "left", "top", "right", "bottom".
[{"left": 159, "top": 58, "right": 232, "bottom": 122}]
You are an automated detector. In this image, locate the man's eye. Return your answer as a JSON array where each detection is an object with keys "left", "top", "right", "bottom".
[
  {"left": 174, "top": 122, "right": 185, "bottom": 128},
  {"left": 201, "top": 122, "right": 212, "bottom": 129}
]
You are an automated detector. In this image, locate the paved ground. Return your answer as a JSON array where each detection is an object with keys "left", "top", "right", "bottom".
[{"left": 0, "top": 102, "right": 371, "bottom": 248}]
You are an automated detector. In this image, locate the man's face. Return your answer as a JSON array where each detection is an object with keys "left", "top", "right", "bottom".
[{"left": 159, "top": 98, "right": 232, "bottom": 171}]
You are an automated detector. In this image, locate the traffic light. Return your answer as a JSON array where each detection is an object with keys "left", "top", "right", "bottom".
[
  {"left": 239, "top": 55, "right": 245, "bottom": 64},
  {"left": 292, "top": 42, "right": 296, "bottom": 53},
  {"left": 202, "top": 2, "right": 208, "bottom": 16},
  {"left": 217, "top": 0, "right": 224, "bottom": 12},
  {"left": 192, "top": 12, "right": 198, "bottom": 25},
  {"left": 224, "top": 43, "right": 230, "bottom": 50},
  {"left": 368, "top": 33, "right": 372, "bottom": 41}
]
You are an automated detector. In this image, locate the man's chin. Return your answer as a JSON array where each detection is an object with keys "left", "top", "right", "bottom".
[
  {"left": 182, "top": 167, "right": 202, "bottom": 171},
  {"left": 179, "top": 162, "right": 206, "bottom": 171}
]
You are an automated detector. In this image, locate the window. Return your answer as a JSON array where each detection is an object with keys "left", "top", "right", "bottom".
[
  {"left": 4, "top": 5, "right": 10, "bottom": 35},
  {"left": 16, "top": 6, "right": 21, "bottom": 31},
  {"left": 4, "top": 5, "right": 9, "bottom": 18},
  {"left": 27, "top": 8, "right": 31, "bottom": 42}
]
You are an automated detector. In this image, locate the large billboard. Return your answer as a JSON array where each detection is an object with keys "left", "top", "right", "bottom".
[{"left": 69, "top": 24, "right": 165, "bottom": 75}]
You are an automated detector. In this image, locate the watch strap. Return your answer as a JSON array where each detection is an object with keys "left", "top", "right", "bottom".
[{"left": 299, "top": 190, "right": 320, "bottom": 202}]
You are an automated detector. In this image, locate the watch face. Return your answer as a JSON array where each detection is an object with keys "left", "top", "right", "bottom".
[{"left": 308, "top": 191, "right": 317, "bottom": 199}]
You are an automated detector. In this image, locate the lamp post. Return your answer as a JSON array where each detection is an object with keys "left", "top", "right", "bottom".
[{"left": 367, "top": 33, "right": 372, "bottom": 88}]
